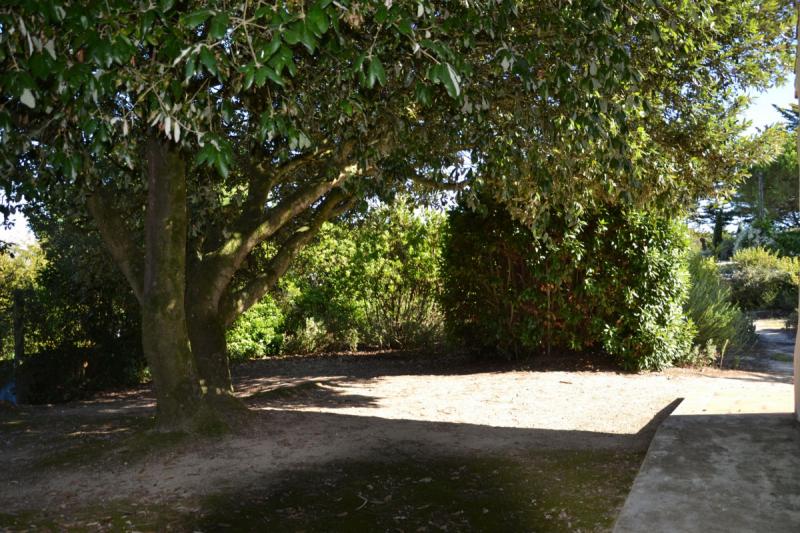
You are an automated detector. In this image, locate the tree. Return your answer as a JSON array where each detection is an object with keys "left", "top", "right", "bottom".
[
  {"left": 0, "top": 1, "right": 792, "bottom": 429},
  {"left": 774, "top": 103, "right": 799, "bottom": 131},
  {"left": 735, "top": 128, "right": 800, "bottom": 228},
  {"left": 0, "top": 243, "right": 43, "bottom": 360}
]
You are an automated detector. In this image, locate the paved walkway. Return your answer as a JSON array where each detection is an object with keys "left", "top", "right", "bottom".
[{"left": 615, "top": 323, "right": 800, "bottom": 532}]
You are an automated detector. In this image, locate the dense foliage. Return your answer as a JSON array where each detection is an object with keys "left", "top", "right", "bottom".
[
  {"left": 226, "top": 297, "right": 284, "bottom": 361},
  {"left": 684, "top": 254, "right": 755, "bottom": 359},
  {"left": 0, "top": 243, "right": 43, "bottom": 359},
  {"left": 0, "top": 0, "right": 792, "bottom": 425},
  {"left": 772, "top": 229, "right": 800, "bottom": 257},
  {"left": 228, "top": 199, "right": 445, "bottom": 357},
  {"left": 735, "top": 128, "right": 799, "bottom": 228},
  {"left": 726, "top": 247, "right": 799, "bottom": 312},
  {"left": 0, "top": 217, "right": 145, "bottom": 403},
  {"left": 441, "top": 201, "right": 693, "bottom": 370}
]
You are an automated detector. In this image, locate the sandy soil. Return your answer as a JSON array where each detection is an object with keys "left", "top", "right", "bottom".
[{"left": 1, "top": 346, "right": 794, "bottom": 517}]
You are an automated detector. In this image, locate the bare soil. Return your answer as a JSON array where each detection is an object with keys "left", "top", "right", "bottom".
[{"left": 0, "top": 349, "right": 793, "bottom": 531}]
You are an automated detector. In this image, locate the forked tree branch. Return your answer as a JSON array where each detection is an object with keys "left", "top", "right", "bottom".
[{"left": 220, "top": 189, "right": 355, "bottom": 326}]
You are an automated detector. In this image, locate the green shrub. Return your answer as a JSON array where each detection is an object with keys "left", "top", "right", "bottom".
[
  {"left": 771, "top": 230, "right": 800, "bottom": 257},
  {"left": 715, "top": 235, "right": 735, "bottom": 260},
  {"left": 283, "top": 198, "right": 445, "bottom": 352},
  {"left": 441, "top": 201, "right": 694, "bottom": 370},
  {"left": 226, "top": 296, "right": 284, "bottom": 361},
  {"left": 2, "top": 226, "right": 145, "bottom": 402},
  {"left": 684, "top": 254, "right": 755, "bottom": 356},
  {"left": 283, "top": 317, "right": 330, "bottom": 354},
  {"left": 726, "top": 247, "right": 799, "bottom": 311}
]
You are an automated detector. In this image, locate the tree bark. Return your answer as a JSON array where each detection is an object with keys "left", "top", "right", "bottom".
[
  {"left": 141, "top": 137, "right": 205, "bottom": 429},
  {"left": 186, "top": 282, "right": 233, "bottom": 395}
]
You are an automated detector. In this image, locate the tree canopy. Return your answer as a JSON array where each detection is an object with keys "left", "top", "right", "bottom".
[{"left": 0, "top": 0, "right": 793, "bottom": 428}]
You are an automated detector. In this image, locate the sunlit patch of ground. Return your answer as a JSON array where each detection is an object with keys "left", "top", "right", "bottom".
[{"left": 0, "top": 349, "right": 793, "bottom": 530}]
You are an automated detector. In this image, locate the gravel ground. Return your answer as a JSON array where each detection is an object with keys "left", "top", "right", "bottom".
[{"left": 1, "top": 348, "right": 794, "bottom": 515}]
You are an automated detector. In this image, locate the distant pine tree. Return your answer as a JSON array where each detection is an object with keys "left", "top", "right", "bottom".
[{"left": 773, "top": 104, "right": 799, "bottom": 131}]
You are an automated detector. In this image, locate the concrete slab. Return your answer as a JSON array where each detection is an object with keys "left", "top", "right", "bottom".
[{"left": 614, "top": 387, "right": 800, "bottom": 532}]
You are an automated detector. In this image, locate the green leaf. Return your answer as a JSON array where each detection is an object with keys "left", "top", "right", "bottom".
[
  {"left": 397, "top": 18, "right": 413, "bottom": 36},
  {"left": 299, "top": 26, "right": 318, "bottom": 54},
  {"left": 283, "top": 24, "right": 302, "bottom": 46},
  {"left": 140, "top": 10, "right": 156, "bottom": 38},
  {"left": 181, "top": 9, "right": 213, "bottom": 29},
  {"left": 259, "top": 36, "right": 282, "bottom": 62},
  {"left": 20, "top": 88, "right": 35, "bottom": 109},
  {"left": 28, "top": 54, "right": 49, "bottom": 79},
  {"left": 184, "top": 57, "right": 197, "bottom": 79},
  {"left": 307, "top": 5, "right": 329, "bottom": 36},
  {"left": 439, "top": 63, "right": 461, "bottom": 98},
  {"left": 159, "top": 0, "right": 175, "bottom": 13},
  {"left": 199, "top": 47, "right": 218, "bottom": 76},
  {"left": 367, "top": 57, "right": 387, "bottom": 88},
  {"left": 209, "top": 13, "right": 230, "bottom": 40},
  {"left": 215, "top": 156, "right": 229, "bottom": 177},
  {"left": 242, "top": 65, "right": 255, "bottom": 89},
  {"left": 415, "top": 83, "right": 432, "bottom": 106},
  {"left": 255, "top": 66, "right": 285, "bottom": 87}
]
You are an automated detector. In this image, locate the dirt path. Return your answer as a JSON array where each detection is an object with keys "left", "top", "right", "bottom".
[
  {"left": 739, "top": 318, "right": 796, "bottom": 375},
  {"left": 2, "top": 350, "right": 794, "bottom": 518}
]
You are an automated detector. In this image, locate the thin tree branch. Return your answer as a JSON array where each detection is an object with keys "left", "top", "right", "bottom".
[{"left": 86, "top": 188, "right": 144, "bottom": 304}]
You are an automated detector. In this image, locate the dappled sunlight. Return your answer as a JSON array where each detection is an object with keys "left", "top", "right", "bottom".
[{"left": 244, "top": 378, "right": 381, "bottom": 410}]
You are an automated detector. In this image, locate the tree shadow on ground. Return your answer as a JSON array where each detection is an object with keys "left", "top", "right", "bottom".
[
  {"left": 233, "top": 349, "right": 620, "bottom": 396},
  {"left": 188, "top": 399, "right": 679, "bottom": 531},
  {"left": 0, "top": 399, "right": 682, "bottom": 532},
  {"left": 191, "top": 449, "right": 643, "bottom": 532},
  {"left": 696, "top": 369, "right": 793, "bottom": 385},
  {"left": 244, "top": 378, "right": 380, "bottom": 409}
]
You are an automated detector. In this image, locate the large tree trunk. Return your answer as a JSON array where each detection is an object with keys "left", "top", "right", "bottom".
[
  {"left": 141, "top": 137, "right": 205, "bottom": 429},
  {"left": 186, "top": 290, "right": 234, "bottom": 395}
]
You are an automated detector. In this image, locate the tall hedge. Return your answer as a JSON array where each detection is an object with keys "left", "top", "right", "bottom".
[{"left": 440, "top": 201, "right": 693, "bottom": 370}]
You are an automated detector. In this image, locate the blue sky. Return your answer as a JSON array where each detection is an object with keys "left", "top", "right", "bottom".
[
  {"left": 742, "top": 81, "right": 795, "bottom": 134},
  {"left": 1, "top": 82, "right": 797, "bottom": 246}
]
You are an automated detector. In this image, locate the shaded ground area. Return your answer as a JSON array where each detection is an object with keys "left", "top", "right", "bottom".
[{"left": 1, "top": 350, "right": 794, "bottom": 531}]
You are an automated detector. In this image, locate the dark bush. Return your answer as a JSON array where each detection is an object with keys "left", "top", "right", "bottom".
[
  {"left": 4, "top": 218, "right": 146, "bottom": 403},
  {"left": 16, "top": 340, "right": 145, "bottom": 404},
  {"left": 771, "top": 230, "right": 800, "bottom": 257},
  {"left": 440, "top": 201, "right": 693, "bottom": 370}
]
